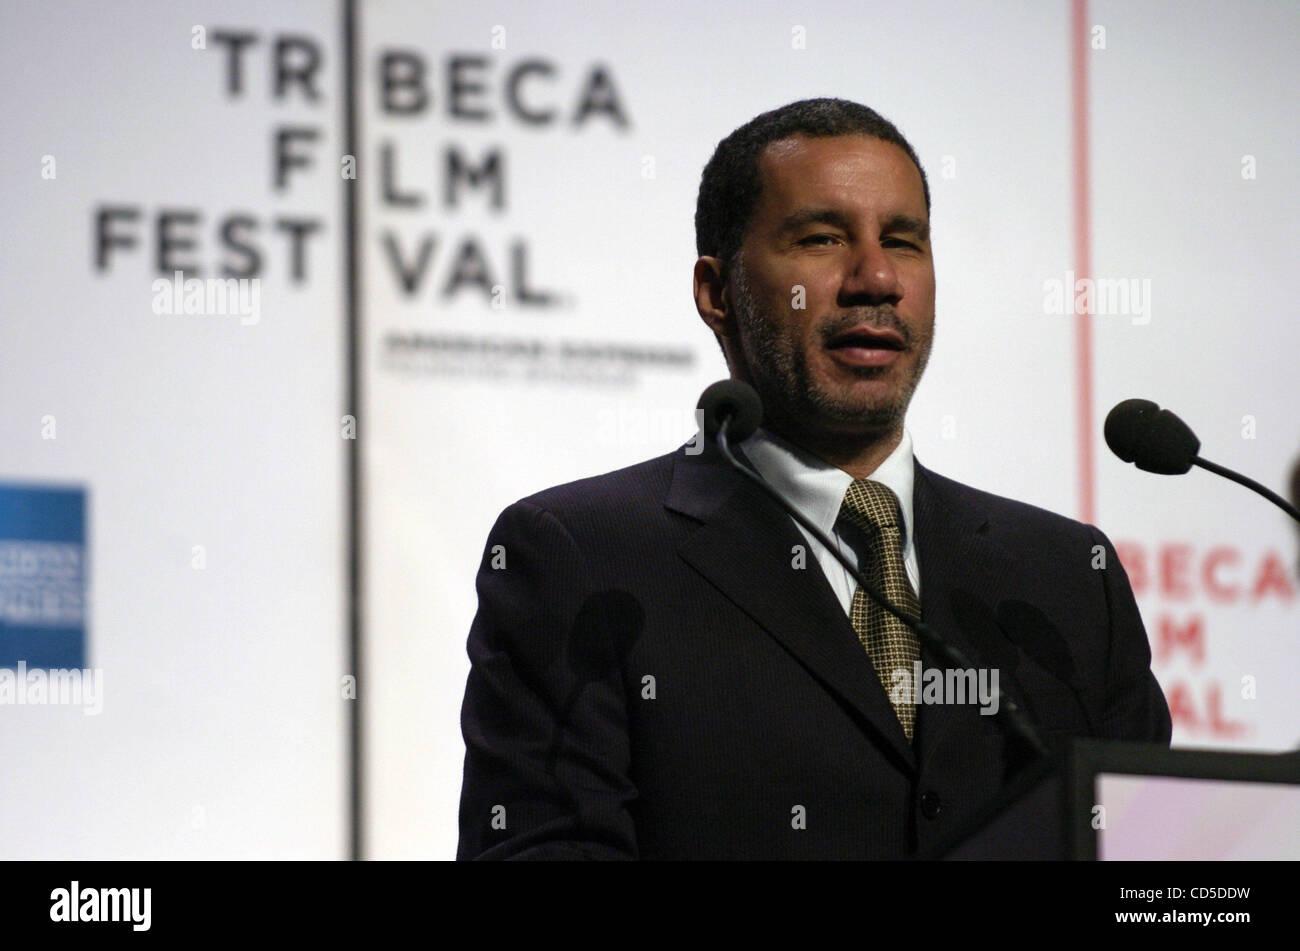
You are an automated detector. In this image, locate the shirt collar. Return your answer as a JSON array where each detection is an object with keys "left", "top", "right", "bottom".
[{"left": 740, "top": 425, "right": 916, "bottom": 544}]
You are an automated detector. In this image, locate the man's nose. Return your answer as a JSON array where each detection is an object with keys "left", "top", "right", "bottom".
[{"left": 838, "top": 240, "right": 902, "bottom": 306}]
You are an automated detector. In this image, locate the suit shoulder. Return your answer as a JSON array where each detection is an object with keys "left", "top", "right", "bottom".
[
  {"left": 920, "top": 464, "right": 1100, "bottom": 542},
  {"left": 509, "top": 449, "right": 679, "bottom": 523}
]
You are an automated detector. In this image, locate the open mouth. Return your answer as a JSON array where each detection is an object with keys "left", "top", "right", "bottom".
[
  {"left": 825, "top": 325, "right": 906, "bottom": 366},
  {"left": 825, "top": 326, "right": 906, "bottom": 351}
]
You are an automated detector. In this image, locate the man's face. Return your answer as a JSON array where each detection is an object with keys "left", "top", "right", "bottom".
[{"left": 725, "top": 134, "right": 935, "bottom": 441}]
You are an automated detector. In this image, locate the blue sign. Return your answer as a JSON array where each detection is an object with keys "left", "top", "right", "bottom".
[{"left": 0, "top": 484, "right": 87, "bottom": 669}]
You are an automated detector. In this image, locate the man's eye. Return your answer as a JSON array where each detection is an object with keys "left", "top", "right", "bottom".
[
  {"left": 883, "top": 237, "right": 920, "bottom": 250},
  {"left": 799, "top": 234, "right": 839, "bottom": 245}
]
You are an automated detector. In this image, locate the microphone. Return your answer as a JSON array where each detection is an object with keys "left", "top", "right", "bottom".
[
  {"left": 698, "top": 379, "right": 763, "bottom": 442},
  {"left": 1103, "top": 398, "right": 1198, "bottom": 474},
  {"left": 1104, "top": 399, "right": 1300, "bottom": 524},
  {"left": 696, "top": 379, "right": 1048, "bottom": 759}
]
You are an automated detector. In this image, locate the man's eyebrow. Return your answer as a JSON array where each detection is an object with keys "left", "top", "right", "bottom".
[
  {"left": 776, "top": 208, "right": 930, "bottom": 242},
  {"left": 776, "top": 207, "right": 856, "bottom": 236},
  {"left": 882, "top": 214, "right": 930, "bottom": 242}
]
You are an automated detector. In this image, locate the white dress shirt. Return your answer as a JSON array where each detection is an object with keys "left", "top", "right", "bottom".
[{"left": 740, "top": 426, "right": 920, "bottom": 615}]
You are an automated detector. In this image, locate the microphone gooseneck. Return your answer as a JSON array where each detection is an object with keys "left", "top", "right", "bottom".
[
  {"left": 1105, "top": 399, "right": 1300, "bottom": 524},
  {"left": 704, "top": 380, "right": 1048, "bottom": 759}
]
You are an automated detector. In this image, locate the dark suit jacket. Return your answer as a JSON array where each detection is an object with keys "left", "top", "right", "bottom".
[{"left": 456, "top": 440, "right": 1171, "bottom": 859}]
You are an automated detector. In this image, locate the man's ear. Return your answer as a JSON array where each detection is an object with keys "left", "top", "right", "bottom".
[{"left": 693, "top": 256, "right": 731, "bottom": 344}]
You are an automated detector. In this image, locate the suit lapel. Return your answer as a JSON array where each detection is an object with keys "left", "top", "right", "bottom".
[
  {"left": 665, "top": 443, "right": 917, "bottom": 774},
  {"left": 910, "top": 460, "right": 1035, "bottom": 766}
]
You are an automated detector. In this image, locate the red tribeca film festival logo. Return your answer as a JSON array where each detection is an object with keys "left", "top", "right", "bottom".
[{"left": 1115, "top": 539, "right": 1296, "bottom": 739}]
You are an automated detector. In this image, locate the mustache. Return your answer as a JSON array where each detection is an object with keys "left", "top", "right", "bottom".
[{"left": 818, "top": 309, "right": 914, "bottom": 347}]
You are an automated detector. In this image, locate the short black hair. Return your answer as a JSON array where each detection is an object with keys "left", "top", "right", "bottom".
[{"left": 694, "top": 97, "right": 930, "bottom": 270}]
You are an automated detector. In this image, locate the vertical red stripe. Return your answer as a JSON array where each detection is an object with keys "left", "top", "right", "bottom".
[{"left": 1071, "top": 0, "right": 1096, "bottom": 525}]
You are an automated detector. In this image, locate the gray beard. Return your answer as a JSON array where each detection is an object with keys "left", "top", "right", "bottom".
[{"left": 729, "top": 262, "right": 931, "bottom": 437}]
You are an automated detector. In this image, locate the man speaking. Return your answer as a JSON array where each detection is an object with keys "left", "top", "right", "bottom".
[{"left": 456, "top": 98, "right": 1171, "bottom": 860}]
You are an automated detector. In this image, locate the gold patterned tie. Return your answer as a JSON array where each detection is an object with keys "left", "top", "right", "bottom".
[{"left": 839, "top": 479, "right": 922, "bottom": 742}]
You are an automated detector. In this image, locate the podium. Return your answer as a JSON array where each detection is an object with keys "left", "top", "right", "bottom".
[{"left": 926, "top": 739, "right": 1300, "bottom": 859}]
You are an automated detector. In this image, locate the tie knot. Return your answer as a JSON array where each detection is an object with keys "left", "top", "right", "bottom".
[{"left": 840, "top": 479, "right": 901, "bottom": 533}]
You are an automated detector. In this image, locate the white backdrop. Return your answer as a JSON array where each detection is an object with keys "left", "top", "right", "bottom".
[
  {"left": 0, "top": 0, "right": 348, "bottom": 858},
  {"left": 361, "top": 0, "right": 1299, "bottom": 859},
  {"left": 0, "top": 0, "right": 1294, "bottom": 860}
]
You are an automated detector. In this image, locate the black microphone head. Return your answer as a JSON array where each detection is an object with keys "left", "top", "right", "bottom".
[
  {"left": 1104, "top": 399, "right": 1159, "bottom": 463},
  {"left": 697, "top": 379, "right": 763, "bottom": 442},
  {"left": 1140, "top": 408, "right": 1201, "bottom": 474},
  {"left": 1104, "top": 398, "right": 1200, "bottom": 475}
]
